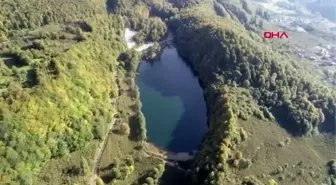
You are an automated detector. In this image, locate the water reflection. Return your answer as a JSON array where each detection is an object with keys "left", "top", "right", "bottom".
[{"left": 137, "top": 46, "right": 207, "bottom": 153}]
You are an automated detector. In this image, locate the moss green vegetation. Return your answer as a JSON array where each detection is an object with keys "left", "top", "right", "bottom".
[
  {"left": 169, "top": 3, "right": 336, "bottom": 136},
  {"left": 142, "top": 43, "right": 162, "bottom": 61},
  {"left": 107, "top": 0, "right": 169, "bottom": 44},
  {"left": 186, "top": 85, "right": 270, "bottom": 184},
  {"left": 34, "top": 141, "right": 100, "bottom": 184},
  {"left": 166, "top": 1, "right": 336, "bottom": 184},
  {"left": 1, "top": 0, "right": 335, "bottom": 184},
  {"left": 0, "top": 0, "right": 127, "bottom": 183}
]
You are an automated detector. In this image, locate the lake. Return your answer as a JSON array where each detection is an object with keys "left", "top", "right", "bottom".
[{"left": 136, "top": 44, "right": 207, "bottom": 153}]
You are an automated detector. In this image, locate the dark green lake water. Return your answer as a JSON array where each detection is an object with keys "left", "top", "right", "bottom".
[{"left": 136, "top": 45, "right": 207, "bottom": 153}]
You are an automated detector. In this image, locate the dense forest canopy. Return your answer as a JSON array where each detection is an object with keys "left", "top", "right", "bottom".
[
  {"left": 165, "top": 1, "right": 336, "bottom": 184},
  {"left": 0, "top": 0, "right": 127, "bottom": 183},
  {"left": 169, "top": 5, "right": 336, "bottom": 136},
  {"left": 0, "top": 0, "right": 335, "bottom": 184}
]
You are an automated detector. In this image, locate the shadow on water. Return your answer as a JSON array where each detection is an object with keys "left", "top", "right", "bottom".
[
  {"left": 137, "top": 46, "right": 207, "bottom": 153},
  {"left": 167, "top": 104, "right": 206, "bottom": 153}
]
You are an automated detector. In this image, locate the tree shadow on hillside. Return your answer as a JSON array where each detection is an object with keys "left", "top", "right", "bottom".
[
  {"left": 158, "top": 164, "right": 190, "bottom": 185},
  {"left": 319, "top": 114, "right": 336, "bottom": 135},
  {"left": 101, "top": 173, "right": 113, "bottom": 184},
  {"left": 271, "top": 106, "right": 306, "bottom": 137},
  {"left": 132, "top": 172, "right": 148, "bottom": 185},
  {"left": 131, "top": 163, "right": 189, "bottom": 185},
  {"left": 128, "top": 115, "right": 139, "bottom": 141}
]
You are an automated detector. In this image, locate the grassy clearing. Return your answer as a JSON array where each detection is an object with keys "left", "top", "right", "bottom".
[
  {"left": 236, "top": 117, "right": 335, "bottom": 184},
  {"left": 34, "top": 140, "right": 100, "bottom": 185}
]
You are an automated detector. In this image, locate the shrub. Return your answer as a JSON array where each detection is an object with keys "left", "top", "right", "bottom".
[
  {"left": 297, "top": 161, "right": 304, "bottom": 166},
  {"left": 268, "top": 179, "right": 278, "bottom": 185},
  {"left": 111, "top": 168, "right": 122, "bottom": 179},
  {"left": 97, "top": 177, "right": 105, "bottom": 185},
  {"left": 239, "top": 111, "right": 248, "bottom": 120},
  {"left": 111, "top": 158, "right": 120, "bottom": 168},
  {"left": 235, "top": 151, "right": 243, "bottom": 160},
  {"left": 233, "top": 159, "right": 239, "bottom": 168},
  {"left": 239, "top": 158, "right": 252, "bottom": 169},
  {"left": 298, "top": 168, "right": 304, "bottom": 176},
  {"left": 327, "top": 159, "right": 336, "bottom": 175},
  {"left": 239, "top": 128, "right": 248, "bottom": 141},
  {"left": 125, "top": 155, "right": 134, "bottom": 166},
  {"left": 118, "top": 123, "right": 130, "bottom": 135},
  {"left": 327, "top": 159, "right": 336, "bottom": 167},
  {"left": 151, "top": 168, "right": 160, "bottom": 178},
  {"left": 145, "top": 177, "right": 154, "bottom": 185},
  {"left": 309, "top": 171, "right": 315, "bottom": 178},
  {"left": 120, "top": 166, "right": 130, "bottom": 180},
  {"left": 258, "top": 173, "right": 266, "bottom": 178},
  {"left": 209, "top": 171, "right": 215, "bottom": 179},
  {"left": 118, "top": 50, "right": 140, "bottom": 73},
  {"left": 32, "top": 40, "right": 45, "bottom": 50},
  {"left": 276, "top": 166, "right": 283, "bottom": 174},
  {"left": 93, "top": 124, "right": 106, "bottom": 140},
  {"left": 278, "top": 175, "right": 285, "bottom": 181},
  {"left": 80, "top": 157, "right": 91, "bottom": 176},
  {"left": 278, "top": 142, "right": 285, "bottom": 147},
  {"left": 135, "top": 112, "right": 147, "bottom": 141},
  {"left": 285, "top": 138, "right": 291, "bottom": 145}
]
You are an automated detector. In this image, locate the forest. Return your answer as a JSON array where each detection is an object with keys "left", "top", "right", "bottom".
[
  {"left": 0, "top": 0, "right": 335, "bottom": 184},
  {"left": 0, "top": 0, "right": 169, "bottom": 183},
  {"left": 166, "top": 1, "right": 336, "bottom": 184},
  {"left": 169, "top": 6, "right": 336, "bottom": 136},
  {"left": 0, "top": 0, "right": 127, "bottom": 183}
]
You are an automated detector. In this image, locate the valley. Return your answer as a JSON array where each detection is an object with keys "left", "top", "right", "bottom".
[{"left": 0, "top": 0, "right": 335, "bottom": 185}]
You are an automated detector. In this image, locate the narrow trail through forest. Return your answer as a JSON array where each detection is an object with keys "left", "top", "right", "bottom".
[{"left": 90, "top": 70, "right": 121, "bottom": 185}]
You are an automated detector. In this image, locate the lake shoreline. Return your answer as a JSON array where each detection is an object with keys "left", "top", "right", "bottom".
[{"left": 124, "top": 28, "right": 208, "bottom": 154}]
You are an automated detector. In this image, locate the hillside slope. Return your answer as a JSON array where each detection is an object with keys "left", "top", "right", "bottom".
[
  {"left": 0, "top": 0, "right": 335, "bottom": 184},
  {"left": 0, "top": 0, "right": 125, "bottom": 183},
  {"left": 167, "top": 1, "right": 336, "bottom": 185}
]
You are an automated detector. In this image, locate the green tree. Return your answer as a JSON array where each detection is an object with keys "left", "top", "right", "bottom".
[
  {"left": 111, "top": 168, "right": 122, "bottom": 180},
  {"left": 80, "top": 157, "right": 90, "bottom": 176},
  {"left": 125, "top": 155, "right": 134, "bottom": 166},
  {"left": 118, "top": 50, "right": 140, "bottom": 72},
  {"left": 97, "top": 177, "right": 105, "bottom": 185},
  {"left": 136, "top": 112, "right": 147, "bottom": 141}
]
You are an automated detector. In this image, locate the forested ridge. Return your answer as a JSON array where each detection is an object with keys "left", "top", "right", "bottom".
[
  {"left": 0, "top": 0, "right": 127, "bottom": 183},
  {"left": 169, "top": 7, "right": 336, "bottom": 136},
  {"left": 166, "top": 1, "right": 336, "bottom": 184},
  {"left": 187, "top": 84, "right": 257, "bottom": 184},
  {"left": 0, "top": 0, "right": 335, "bottom": 184}
]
